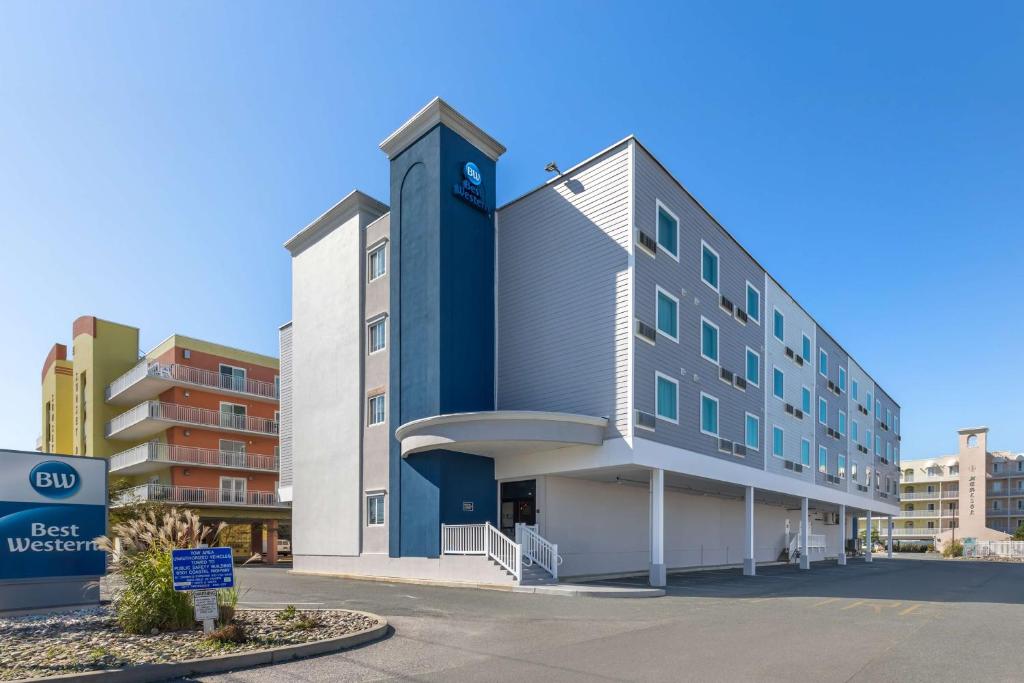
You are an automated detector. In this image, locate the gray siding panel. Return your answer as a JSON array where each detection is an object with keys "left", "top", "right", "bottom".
[
  {"left": 278, "top": 323, "right": 293, "bottom": 490},
  {"left": 847, "top": 358, "right": 875, "bottom": 501},
  {"left": 814, "top": 326, "right": 849, "bottom": 492},
  {"left": 496, "top": 143, "right": 632, "bottom": 437},
  {"left": 633, "top": 145, "right": 766, "bottom": 470}
]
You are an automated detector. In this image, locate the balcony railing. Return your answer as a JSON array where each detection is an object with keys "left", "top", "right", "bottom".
[
  {"left": 110, "top": 442, "right": 278, "bottom": 473},
  {"left": 867, "top": 527, "right": 940, "bottom": 537},
  {"left": 897, "top": 510, "right": 942, "bottom": 518},
  {"left": 900, "top": 492, "right": 943, "bottom": 500},
  {"left": 115, "top": 483, "right": 287, "bottom": 508},
  {"left": 106, "top": 401, "right": 279, "bottom": 438},
  {"left": 106, "top": 360, "right": 278, "bottom": 401}
]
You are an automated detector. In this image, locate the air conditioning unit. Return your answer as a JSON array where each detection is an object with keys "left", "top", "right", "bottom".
[
  {"left": 718, "top": 438, "right": 733, "bottom": 453},
  {"left": 733, "top": 443, "right": 747, "bottom": 457},
  {"left": 795, "top": 356, "right": 804, "bottom": 366},
  {"left": 785, "top": 403, "right": 795, "bottom": 415},
  {"left": 636, "top": 410, "right": 656, "bottom": 430},
  {"left": 720, "top": 368, "right": 734, "bottom": 383},
  {"left": 735, "top": 308, "right": 748, "bottom": 323},
  {"left": 637, "top": 231, "right": 657, "bottom": 254},
  {"left": 785, "top": 347, "right": 795, "bottom": 359},
  {"left": 635, "top": 319, "right": 656, "bottom": 344},
  {"left": 734, "top": 376, "right": 747, "bottom": 390},
  {"left": 794, "top": 409, "right": 804, "bottom": 419}
]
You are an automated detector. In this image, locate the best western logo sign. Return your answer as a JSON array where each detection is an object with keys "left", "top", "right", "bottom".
[
  {"left": 0, "top": 451, "right": 107, "bottom": 581},
  {"left": 29, "top": 461, "right": 81, "bottom": 499},
  {"left": 452, "top": 161, "right": 488, "bottom": 213}
]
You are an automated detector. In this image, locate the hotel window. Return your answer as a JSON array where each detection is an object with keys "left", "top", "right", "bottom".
[
  {"left": 886, "top": 442, "right": 892, "bottom": 461},
  {"left": 366, "top": 493, "right": 385, "bottom": 526},
  {"left": 701, "top": 241, "right": 719, "bottom": 291},
  {"left": 875, "top": 400, "right": 882, "bottom": 420},
  {"left": 819, "top": 349, "right": 828, "bottom": 377},
  {"left": 773, "top": 367, "right": 784, "bottom": 400},
  {"left": 746, "top": 283, "right": 761, "bottom": 323},
  {"left": 851, "top": 420, "right": 859, "bottom": 442},
  {"left": 875, "top": 434, "right": 881, "bottom": 456},
  {"left": 656, "top": 373, "right": 679, "bottom": 423},
  {"left": 818, "top": 446, "right": 827, "bottom": 473},
  {"left": 838, "top": 454, "right": 846, "bottom": 478},
  {"left": 367, "top": 317, "right": 387, "bottom": 354},
  {"left": 700, "top": 393, "right": 719, "bottom": 436},
  {"left": 656, "top": 202, "right": 678, "bottom": 258},
  {"left": 866, "top": 392, "right": 873, "bottom": 412},
  {"left": 219, "top": 477, "right": 247, "bottom": 504},
  {"left": 368, "top": 394, "right": 386, "bottom": 426},
  {"left": 866, "top": 428, "right": 872, "bottom": 449},
  {"left": 700, "top": 318, "right": 719, "bottom": 363},
  {"left": 838, "top": 410, "right": 847, "bottom": 436},
  {"left": 219, "top": 364, "right": 246, "bottom": 393},
  {"left": 219, "top": 402, "right": 246, "bottom": 429},
  {"left": 851, "top": 462, "right": 859, "bottom": 482},
  {"left": 895, "top": 416, "right": 900, "bottom": 435},
  {"left": 773, "top": 309, "right": 785, "bottom": 342},
  {"left": 368, "top": 243, "right": 387, "bottom": 281},
  {"left": 818, "top": 397, "right": 827, "bottom": 425},
  {"left": 875, "top": 471, "right": 880, "bottom": 489},
  {"left": 866, "top": 466, "right": 872, "bottom": 486},
  {"left": 746, "top": 348, "right": 760, "bottom": 386},
  {"left": 801, "top": 334, "right": 811, "bottom": 362},
  {"left": 993, "top": 462, "right": 1002, "bottom": 474},
  {"left": 773, "top": 426, "right": 784, "bottom": 458},
  {"left": 656, "top": 287, "right": 679, "bottom": 341},
  {"left": 838, "top": 367, "right": 847, "bottom": 392},
  {"left": 745, "top": 413, "right": 760, "bottom": 451},
  {"left": 801, "top": 386, "right": 811, "bottom": 413},
  {"left": 886, "top": 408, "right": 892, "bottom": 429},
  {"left": 851, "top": 379, "right": 859, "bottom": 401},
  {"left": 801, "top": 438, "right": 811, "bottom": 466}
]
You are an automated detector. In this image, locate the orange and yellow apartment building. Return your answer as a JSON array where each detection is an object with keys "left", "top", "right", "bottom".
[{"left": 40, "top": 316, "right": 289, "bottom": 560}]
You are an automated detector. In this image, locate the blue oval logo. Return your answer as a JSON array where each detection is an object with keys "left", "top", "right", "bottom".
[
  {"left": 29, "top": 461, "right": 81, "bottom": 499},
  {"left": 463, "top": 161, "right": 482, "bottom": 186}
]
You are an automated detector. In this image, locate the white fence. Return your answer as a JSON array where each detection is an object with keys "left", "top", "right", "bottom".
[
  {"left": 965, "top": 540, "right": 1024, "bottom": 559},
  {"left": 440, "top": 522, "right": 522, "bottom": 581},
  {"left": 516, "top": 523, "right": 561, "bottom": 581}
]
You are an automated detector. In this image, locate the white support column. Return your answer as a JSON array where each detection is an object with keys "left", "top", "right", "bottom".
[
  {"left": 865, "top": 509, "right": 873, "bottom": 562},
  {"left": 743, "top": 486, "right": 755, "bottom": 576},
  {"left": 838, "top": 504, "right": 847, "bottom": 566},
  {"left": 799, "top": 497, "right": 810, "bottom": 570},
  {"left": 649, "top": 468, "right": 666, "bottom": 587},
  {"left": 887, "top": 515, "right": 894, "bottom": 558}
]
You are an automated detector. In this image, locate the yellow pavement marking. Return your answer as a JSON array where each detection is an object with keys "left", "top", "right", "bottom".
[
  {"left": 841, "top": 600, "right": 867, "bottom": 610},
  {"left": 813, "top": 598, "right": 843, "bottom": 607},
  {"left": 899, "top": 604, "right": 922, "bottom": 616}
]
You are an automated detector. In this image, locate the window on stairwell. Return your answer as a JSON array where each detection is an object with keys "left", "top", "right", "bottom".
[
  {"left": 367, "top": 316, "right": 387, "bottom": 354},
  {"left": 366, "top": 493, "right": 385, "bottom": 526},
  {"left": 368, "top": 242, "right": 387, "bottom": 281},
  {"left": 368, "top": 394, "right": 386, "bottom": 426}
]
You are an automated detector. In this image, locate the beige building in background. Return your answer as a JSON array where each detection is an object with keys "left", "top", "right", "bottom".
[{"left": 869, "top": 427, "right": 1020, "bottom": 545}]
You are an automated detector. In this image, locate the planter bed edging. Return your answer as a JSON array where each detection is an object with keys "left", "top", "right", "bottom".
[{"left": 12, "top": 610, "right": 388, "bottom": 683}]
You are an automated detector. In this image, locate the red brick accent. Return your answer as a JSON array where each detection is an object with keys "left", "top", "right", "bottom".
[{"left": 41, "top": 343, "right": 67, "bottom": 382}]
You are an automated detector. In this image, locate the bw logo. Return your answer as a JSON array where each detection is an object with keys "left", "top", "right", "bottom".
[{"left": 29, "top": 461, "right": 81, "bottom": 499}]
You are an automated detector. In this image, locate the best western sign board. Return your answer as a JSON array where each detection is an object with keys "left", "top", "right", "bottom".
[{"left": 0, "top": 450, "right": 107, "bottom": 581}]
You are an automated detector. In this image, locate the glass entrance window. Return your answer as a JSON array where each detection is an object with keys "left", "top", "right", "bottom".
[
  {"left": 220, "top": 402, "right": 247, "bottom": 429},
  {"left": 219, "top": 364, "right": 247, "bottom": 392},
  {"left": 220, "top": 439, "right": 247, "bottom": 467}
]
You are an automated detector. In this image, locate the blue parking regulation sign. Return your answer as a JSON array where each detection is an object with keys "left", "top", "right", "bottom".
[{"left": 171, "top": 547, "right": 235, "bottom": 591}]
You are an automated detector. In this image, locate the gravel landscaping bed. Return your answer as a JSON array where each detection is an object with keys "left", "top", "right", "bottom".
[{"left": 0, "top": 607, "right": 382, "bottom": 681}]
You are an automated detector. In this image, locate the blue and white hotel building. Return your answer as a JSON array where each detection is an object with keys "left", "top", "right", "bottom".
[{"left": 279, "top": 98, "right": 901, "bottom": 587}]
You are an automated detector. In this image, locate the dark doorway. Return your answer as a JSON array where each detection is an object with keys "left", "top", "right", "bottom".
[{"left": 500, "top": 479, "right": 536, "bottom": 536}]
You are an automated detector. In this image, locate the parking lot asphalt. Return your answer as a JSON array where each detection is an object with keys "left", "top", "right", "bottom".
[{"left": 188, "top": 556, "right": 1024, "bottom": 682}]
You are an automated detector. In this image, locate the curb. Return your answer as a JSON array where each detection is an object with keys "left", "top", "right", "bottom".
[{"left": 12, "top": 610, "right": 388, "bottom": 683}]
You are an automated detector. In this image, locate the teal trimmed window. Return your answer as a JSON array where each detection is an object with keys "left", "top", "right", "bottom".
[
  {"left": 746, "top": 283, "right": 760, "bottom": 323},
  {"left": 746, "top": 414, "right": 760, "bottom": 450},
  {"left": 801, "top": 438, "right": 811, "bottom": 466},
  {"left": 875, "top": 434, "right": 881, "bottom": 456},
  {"left": 852, "top": 420, "right": 859, "bottom": 442},
  {"left": 801, "top": 334, "right": 811, "bottom": 361},
  {"left": 701, "top": 319, "right": 719, "bottom": 362},
  {"left": 838, "top": 367, "right": 847, "bottom": 392},
  {"left": 819, "top": 349, "right": 828, "bottom": 376},
  {"left": 656, "top": 374, "right": 678, "bottom": 422},
  {"left": 657, "top": 204, "right": 678, "bottom": 257},
  {"left": 773, "top": 309, "right": 784, "bottom": 342},
  {"left": 773, "top": 426, "right": 784, "bottom": 457},
  {"left": 773, "top": 367, "right": 784, "bottom": 400},
  {"left": 700, "top": 393, "right": 719, "bottom": 435},
  {"left": 866, "top": 392, "right": 873, "bottom": 411},
  {"left": 656, "top": 289, "right": 678, "bottom": 339},
  {"left": 838, "top": 454, "right": 847, "bottom": 478},
  {"left": 701, "top": 243, "right": 719, "bottom": 290},
  {"left": 818, "top": 397, "right": 827, "bottom": 424},
  {"left": 818, "top": 445, "right": 827, "bottom": 473},
  {"left": 801, "top": 386, "right": 811, "bottom": 413},
  {"left": 746, "top": 349, "right": 759, "bottom": 386},
  {"left": 851, "top": 379, "right": 859, "bottom": 401},
  {"left": 839, "top": 411, "right": 847, "bottom": 436}
]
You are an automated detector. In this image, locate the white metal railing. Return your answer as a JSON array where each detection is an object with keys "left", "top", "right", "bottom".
[
  {"left": 106, "top": 360, "right": 278, "bottom": 401},
  {"left": 105, "top": 401, "right": 279, "bottom": 437},
  {"left": 788, "top": 530, "right": 827, "bottom": 563},
  {"left": 516, "top": 523, "right": 561, "bottom": 580},
  {"left": 965, "top": 540, "right": 1024, "bottom": 559},
  {"left": 871, "top": 528, "right": 941, "bottom": 537},
  {"left": 900, "top": 492, "right": 943, "bottom": 500},
  {"left": 115, "top": 483, "right": 287, "bottom": 508},
  {"left": 441, "top": 523, "right": 487, "bottom": 554},
  {"left": 110, "top": 442, "right": 278, "bottom": 473},
  {"left": 440, "top": 522, "right": 522, "bottom": 582},
  {"left": 897, "top": 510, "right": 942, "bottom": 518}
]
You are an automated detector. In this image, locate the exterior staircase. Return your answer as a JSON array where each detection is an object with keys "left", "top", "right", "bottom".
[{"left": 440, "top": 521, "right": 561, "bottom": 586}]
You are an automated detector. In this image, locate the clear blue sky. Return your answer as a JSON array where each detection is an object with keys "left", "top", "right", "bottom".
[{"left": 2, "top": 2, "right": 1022, "bottom": 457}]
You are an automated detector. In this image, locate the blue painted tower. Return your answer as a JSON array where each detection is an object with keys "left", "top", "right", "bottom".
[{"left": 381, "top": 100, "right": 506, "bottom": 558}]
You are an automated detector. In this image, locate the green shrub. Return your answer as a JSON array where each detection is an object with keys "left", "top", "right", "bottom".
[
  {"left": 277, "top": 604, "right": 298, "bottom": 621},
  {"left": 943, "top": 539, "right": 964, "bottom": 558},
  {"left": 95, "top": 508, "right": 226, "bottom": 634},
  {"left": 1013, "top": 523, "right": 1024, "bottom": 541}
]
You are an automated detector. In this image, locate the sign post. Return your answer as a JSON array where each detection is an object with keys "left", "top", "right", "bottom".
[{"left": 171, "top": 546, "right": 234, "bottom": 633}]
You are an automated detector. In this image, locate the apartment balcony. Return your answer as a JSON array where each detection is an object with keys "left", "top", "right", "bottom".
[
  {"left": 114, "top": 483, "right": 288, "bottom": 509},
  {"left": 897, "top": 510, "right": 942, "bottom": 518},
  {"left": 105, "top": 401, "right": 279, "bottom": 440},
  {"left": 901, "top": 472, "right": 958, "bottom": 483},
  {"left": 110, "top": 442, "right": 278, "bottom": 476},
  {"left": 871, "top": 528, "right": 939, "bottom": 537},
  {"left": 105, "top": 360, "right": 278, "bottom": 406}
]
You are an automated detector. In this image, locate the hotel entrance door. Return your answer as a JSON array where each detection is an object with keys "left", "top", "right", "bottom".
[{"left": 500, "top": 479, "right": 536, "bottom": 536}]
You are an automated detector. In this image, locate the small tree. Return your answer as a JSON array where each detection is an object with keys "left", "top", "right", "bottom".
[
  {"left": 942, "top": 539, "right": 964, "bottom": 558},
  {"left": 1013, "top": 523, "right": 1024, "bottom": 541},
  {"left": 96, "top": 508, "right": 226, "bottom": 634}
]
